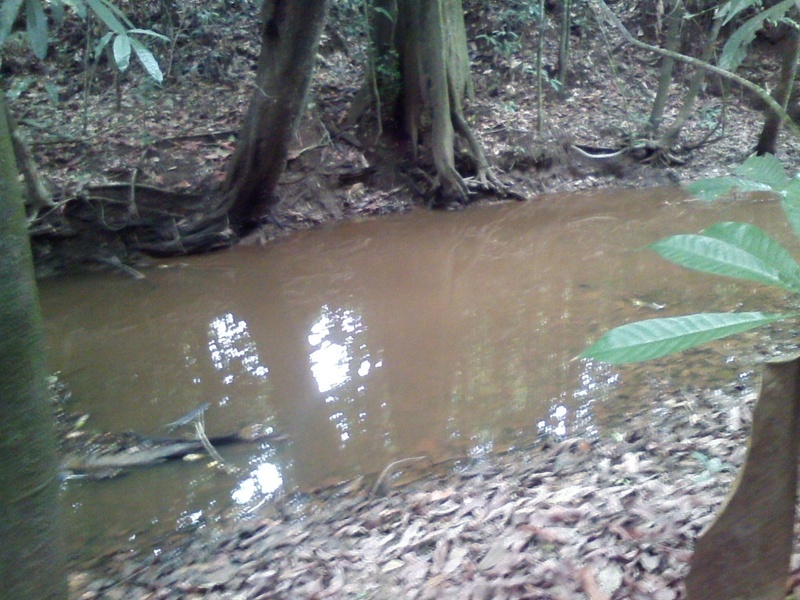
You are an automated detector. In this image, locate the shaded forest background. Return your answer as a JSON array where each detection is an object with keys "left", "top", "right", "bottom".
[{"left": 4, "top": 0, "right": 799, "bottom": 276}]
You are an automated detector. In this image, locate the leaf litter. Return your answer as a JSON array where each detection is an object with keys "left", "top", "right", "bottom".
[{"left": 67, "top": 376, "right": 800, "bottom": 599}]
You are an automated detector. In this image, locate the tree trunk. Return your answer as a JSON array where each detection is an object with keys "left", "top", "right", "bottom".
[
  {"left": 557, "top": 0, "right": 572, "bottom": 92},
  {"left": 0, "top": 95, "right": 66, "bottom": 599},
  {"left": 367, "top": 0, "right": 505, "bottom": 205},
  {"left": 5, "top": 104, "right": 52, "bottom": 217},
  {"left": 223, "top": 0, "right": 329, "bottom": 233},
  {"left": 755, "top": 22, "right": 800, "bottom": 156},
  {"left": 647, "top": 0, "right": 684, "bottom": 135},
  {"left": 658, "top": 11, "right": 723, "bottom": 149}
]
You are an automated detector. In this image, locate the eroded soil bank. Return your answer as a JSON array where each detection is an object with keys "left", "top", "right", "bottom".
[{"left": 67, "top": 367, "right": 800, "bottom": 600}]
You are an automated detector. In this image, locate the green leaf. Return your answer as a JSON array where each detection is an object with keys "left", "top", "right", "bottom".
[
  {"left": 93, "top": 30, "right": 112, "bottom": 59},
  {"left": 129, "top": 36, "right": 162, "bottom": 83},
  {"left": 50, "top": 0, "right": 64, "bottom": 24},
  {"left": 720, "top": 0, "right": 794, "bottom": 71},
  {"left": 734, "top": 153, "right": 788, "bottom": 189},
  {"left": 85, "top": 0, "right": 125, "bottom": 34},
  {"left": 581, "top": 312, "right": 796, "bottom": 364},
  {"left": 24, "top": 0, "right": 47, "bottom": 59},
  {"left": 112, "top": 32, "right": 130, "bottom": 70},
  {"left": 62, "top": 0, "right": 87, "bottom": 19},
  {"left": 686, "top": 176, "right": 772, "bottom": 201},
  {"left": 781, "top": 179, "right": 800, "bottom": 240},
  {"left": 372, "top": 6, "right": 395, "bottom": 22},
  {"left": 0, "top": 0, "right": 25, "bottom": 48},
  {"left": 650, "top": 233, "right": 800, "bottom": 293},
  {"left": 701, "top": 221, "right": 800, "bottom": 291},
  {"left": 716, "top": 0, "right": 763, "bottom": 26},
  {"left": 128, "top": 28, "right": 169, "bottom": 42}
]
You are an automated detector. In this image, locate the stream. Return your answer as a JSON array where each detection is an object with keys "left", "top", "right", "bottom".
[{"left": 39, "top": 187, "right": 800, "bottom": 563}]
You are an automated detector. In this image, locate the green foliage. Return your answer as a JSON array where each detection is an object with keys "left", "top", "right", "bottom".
[
  {"left": 649, "top": 224, "right": 800, "bottom": 294},
  {"left": 478, "top": 0, "right": 542, "bottom": 58},
  {"left": 582, "top": 153, "right": 800, "bottom": 365},
  {"left": 477, "top": 29, "right": 522, "bottom": 57},
  {"left": 718, "top": 0, "right": 796, "bottom": 71},
  {"left": 0, "top": 0, "right": 167, "bottom": 82},
  {"left": 584, "top": 312, "right": 796, "bottom": 364},
  {"left": 499, "top": 1, "right": 543, "bottom": 29},
  {"left": 95, "top": 26, "right": 167, "bottom": 83}
]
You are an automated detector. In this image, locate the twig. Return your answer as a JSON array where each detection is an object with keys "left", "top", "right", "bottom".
[
  {"left": 370, "top": 456, "right": 428, "bottom": 498},
  {"left": 193, "top": 419, "right": 226, "bottom": 465}
]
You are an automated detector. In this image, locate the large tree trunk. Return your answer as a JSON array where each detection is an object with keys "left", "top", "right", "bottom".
[
  {"left": 364, "top": 0, "right": 505, "bottom": 205},
  {"left": 0, "top": 96, "right": 65, "bottom": 599},
  {"left": 755, "top": 22, "right": 800, "bottom": 156},
  {"left": 223, "top": 0, "right": 329, "bottom": 233}
]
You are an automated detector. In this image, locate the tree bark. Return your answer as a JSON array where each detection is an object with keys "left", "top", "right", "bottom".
[
  {"left": 755, "top": 22, "right": 800, "bottom": 156},
  {"left": 223, "top": 0, "right": 329, "bottom": 233},
  {"left": 647, "top": 0, "right": 684, "bottom": 135},
  {"left": 365, "top": 0, "right": 504, "bottom": 205},
  {"left": 557, "top": 0, "right": 572, "bottom": 92},
  {"left": 0, "top": 95, "right": 66, "bottom": 600},
  {"left": 658, "top": 12, "right": 723, "bottom": 149}
]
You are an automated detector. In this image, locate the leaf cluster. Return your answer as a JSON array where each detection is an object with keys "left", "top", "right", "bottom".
[
  {"left": 718, "top": 0, "right": 797, "bottom": 72},
  {"left": 582, "top": 154, "right": 800, "bottom": 364},
  {"left": 0, "top": 0, "right": 167, "bottom": 82}
]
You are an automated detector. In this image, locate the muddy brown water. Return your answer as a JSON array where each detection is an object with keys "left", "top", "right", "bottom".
[{"left": 40, "top": 187, "right": 800, "bottom": 562}]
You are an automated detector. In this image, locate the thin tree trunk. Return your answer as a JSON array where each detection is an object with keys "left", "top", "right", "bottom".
[
  {"left": 5, "top": 104, "right": 53, "bottom": 216},
  {"left": 658, "top": 13, "right": 723, "bottom": 148},
  {"left": 648, "top": 0, "right": 684, "bottom": 134},
  {"left": 536, "top": 0, "right": 545, "bottom": 132},
  {"left": 557, "top": 0, "right": 572, "bottom": 92},
  {"left": 755, "top": 23, "right": 800, "bottom": 156},
  {"left": 0, "top": 95, "right": 65, "bottom": 600},
  {"left": 223, "top": 0, "right": 329, "bottom": 233},
  {"left": 592, "top": 0, "right": 800, "bottom": 142}
]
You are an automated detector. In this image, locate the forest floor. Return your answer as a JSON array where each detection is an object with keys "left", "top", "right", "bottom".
[
  {"left": 63, "top": 381, "right": 757, "bottom": 599},
  {"left": 12, "top": 0, "right": 800, "bottom": 597}
]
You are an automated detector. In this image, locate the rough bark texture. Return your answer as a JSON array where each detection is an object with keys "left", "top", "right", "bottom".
[
  {"left": 367, "top": 0, "right": 502, "bottom": 205},
  {"left": 685, "top": 357, "right": 800, "bottom": 600},
  {"left": 223, "top": 0, "right": 329, "bottom": 233},
  {"left": 0, "top": 96, "right": 65, "bottom": 600},
  {"left": 755, "top": 23, "right": 800, "bottom": 156}
]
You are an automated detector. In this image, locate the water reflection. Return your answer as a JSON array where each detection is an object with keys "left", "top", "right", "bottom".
[
  {"left": 208, "top": 312, "right": 269, "bottom": 384},
  {"left": 232, "top": 462, "right": 283, "bottom": 506},
  {"left": 308, "top": 305, "right": 365, "bottom": 395},
  {"left": 40, "top": 187, "right": 800, "bottom": 560}
]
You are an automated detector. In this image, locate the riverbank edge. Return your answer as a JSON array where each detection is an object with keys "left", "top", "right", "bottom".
[{"left": 67, "top": 374, "right": 781, "bottom": 600}]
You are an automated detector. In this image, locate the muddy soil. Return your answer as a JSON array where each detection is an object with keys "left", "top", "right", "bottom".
[{"left": 13, "top": 0, "right": 800, "bottom": 597}]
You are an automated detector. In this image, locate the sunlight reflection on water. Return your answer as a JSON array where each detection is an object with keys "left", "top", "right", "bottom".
[{"left": 41, "top": 187, "right": 800, "bottom": 560}]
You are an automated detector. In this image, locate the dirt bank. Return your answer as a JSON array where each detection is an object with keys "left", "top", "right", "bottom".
[{"left": 13, "top": 0, "right": 800, "bottom": 276}]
